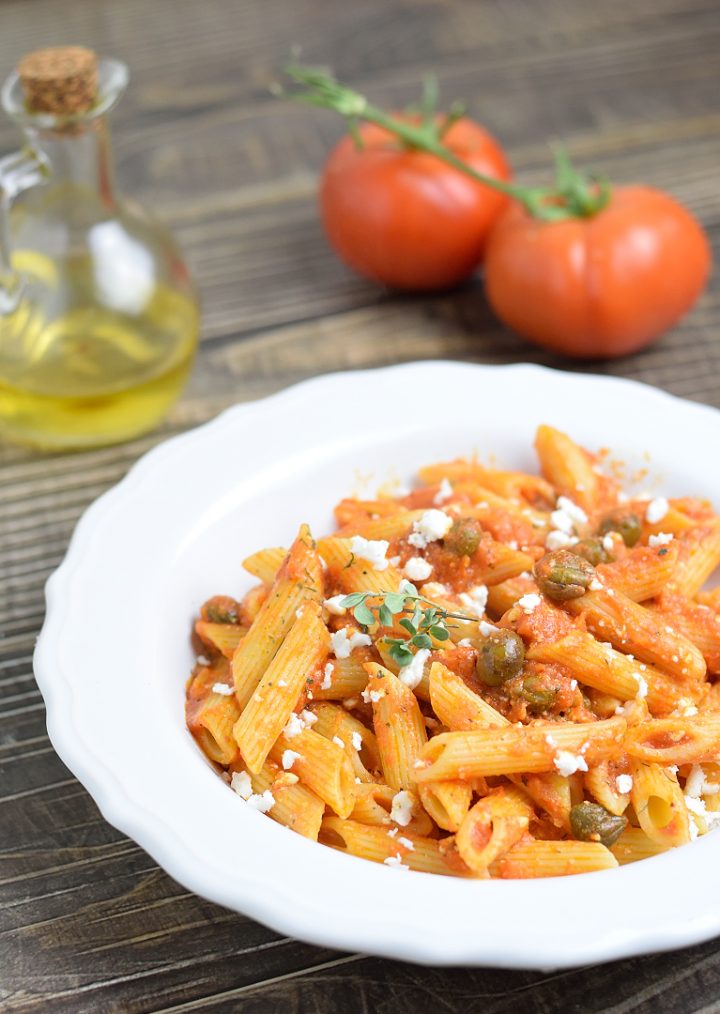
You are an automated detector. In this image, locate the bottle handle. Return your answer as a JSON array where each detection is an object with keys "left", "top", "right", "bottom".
[{"left": 0, "top": 146, "right": 49, "bottom": 314}]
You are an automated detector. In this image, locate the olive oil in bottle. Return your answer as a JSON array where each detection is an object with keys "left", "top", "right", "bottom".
[{"left": 0, "top": 46, "right": 199, "bottom": 449}]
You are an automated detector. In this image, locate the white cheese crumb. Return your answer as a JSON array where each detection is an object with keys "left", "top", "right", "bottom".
[
  {"left": 545, "top": 733, "right": 558, "bottom": 748},
  {"left": 403, "top": 556, "right": 433, "bottom": 582},
  {"left": 616, "top": 774, "right": 633, "bottom": 795},
  {"left": 479, "top": 620, "right": 500, "bottom": 636},
  {"left": 331, "top": 627, "right": 373, "bottom": 659},
  {"left": 387, "top": 826, "right": 398, "bottom": 838},
  {"left": 633, "top": 673, "right": 649, "bottom": 699},
  {"left": 602, "top": 534, "right": 615, "bottom": 553},
  {"left": 390, "top": 789, "right": 415, "bottom": 826},
  {"left": 433, "top": 478, "right": 453, "bottom": 505},
  {"left": 683, "top": 705, "right": 699, "bottom": 717},
  {"left": 546, "top": 530, "right": 579, "bottom": 551},
  {"left": 230, "top": 770, "right": 253, "bottom": 799},
  {"left": 277, "top": 679, "right": 288, "bottom": 687},
  {"left": 388, "top": 555, "right": 401, "bottom": 567},
  {"left": 685, "top": 765, "right": 706, "bottom": 798},
  {"left": 648, "top": 532, "right": 674, "bottom": 547},
  {"left": 458, "top": 638, "right": 474, "bottom": 647},
  {"left": 282, "top": 749, "right": 302, "bottom": 770},
  {"left": 517, "top": 593, "right": 542, "bottom": 614},
  {"left": 283, "top": 709, "right": 317, "bottom": 738},
  {"left": 398, "top": 648, "right": 431, "bottom": 690},
  {"left": 556, "top": 496, "right": 588, "bottom": 525},
  {"left": 212, "top": 682, "right": 234, "bottom": 696},
  {"left": 458, "top": 584, "right": 489, "bottom": 616},
  {"left": 320, "top": 663, "right": 334, "bottom": 691},
  {"left": 408, "top": 509, "right": 453, "bottom": 549},
  {"left": 361, "top": 687, "right": 385, "bottom": 704},
  {"left": 332, "top": 736, "right": 345, "bottom": 749},
  {"left": 246, "top": 790, "right": 275, "bottom": 813},
  {"left": 196, "top": 654, "right": 211, "bottom": 666},
  {"left": 351, "top": 731, "right": 363, "bottom": 751},
  {"left": 398, "top": 836, "right": 415, "bottom": 850},
  {"left": 349, "top": 535, "right": 390, "bottom": 571},
  {"left": 646, "top": 497, "right": 669, "bottom": 524},
  {"left": 553, "top": 750, "right": 589, "bottom": 777},
  {"left": 384, "top": 854, "right": 410, "bottom": 869},
  {"left": 589, "top": 578, "right": 603, "bottom": 591},
  {"left": 323, "top": 594, "right": 348, "bottom": 616}
]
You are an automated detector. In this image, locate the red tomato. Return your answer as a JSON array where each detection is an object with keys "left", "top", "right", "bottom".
[
  {"left": 320, "top": 117, "right": 511, "bottom": 290},
  {"left": 484, "top": 186, "right": 711, "bottom": 358}
]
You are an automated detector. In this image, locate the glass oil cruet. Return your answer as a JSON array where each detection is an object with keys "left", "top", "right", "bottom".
[{"left": 0, "top": 46, "right": 199, "bottom": 449}]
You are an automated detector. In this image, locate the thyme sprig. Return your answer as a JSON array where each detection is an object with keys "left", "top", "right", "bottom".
[{"left": 339, "top": 585, "right": 476, "bottom": 667}]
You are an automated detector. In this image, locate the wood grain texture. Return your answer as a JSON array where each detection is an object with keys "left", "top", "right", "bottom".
[{"left": 1, "top": 0, "right": 719, "bottom": 1010}]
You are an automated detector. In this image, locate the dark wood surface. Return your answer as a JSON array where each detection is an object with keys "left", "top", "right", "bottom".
[{"left": 2, "top": 1, "right": 720, "bottom": 1010}]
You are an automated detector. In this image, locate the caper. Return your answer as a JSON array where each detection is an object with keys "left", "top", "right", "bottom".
[
  {"left": 573, "top": 538, "right": 611, "bottom": 567},
  {"left": 520, "top": 675, "right": 557, "bottom": 711},
  {"left": 533, "top": 549, "right": 596, "bottom": 601},
  {"left": 597, "top": 511, "right": 641, "bottom": 548},
  {"left": 202, "top": 595, "right": 240, "bottom": 624},
  {"left": 476, "top": 629, "right": 525, "bottom": 687},
  {"left": 444, "top": 519, "right": 482, "bottom": 557},
  {"left": 569, "top": 802, "right": 628, "bottom": 848}
]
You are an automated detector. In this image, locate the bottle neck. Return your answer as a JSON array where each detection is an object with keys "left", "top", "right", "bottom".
[{"left": 26, "top": 117, "right": 116, "bottom": 206}]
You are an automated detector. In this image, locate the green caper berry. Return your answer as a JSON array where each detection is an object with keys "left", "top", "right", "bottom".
[
  {"left": 203, "top": 596, "right": 240, "bottom": 624},
  {"left": 533, "top": 549, "right": 596, "bottom": 602},
  {"left": 597, "top": 511, "right": 642, "bottom": 548},
  {"left": 520, "top": 675, "right": 557, "bottom": 711},
  {"left": 569, "top": 802, "right": 628, "bottom": 848},
  {"left": 444, "top": 519, "right": 482, "bottom": 557},
  {"left": 476, "top": 629, "right": 525, "bottom": 687},
  {"left": 574, "top": 538, "right": 611, "bottom": 567}
]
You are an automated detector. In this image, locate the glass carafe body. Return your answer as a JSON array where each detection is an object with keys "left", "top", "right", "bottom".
[{"left": 0, "top": 59, "right": 199, "bottom": 449}]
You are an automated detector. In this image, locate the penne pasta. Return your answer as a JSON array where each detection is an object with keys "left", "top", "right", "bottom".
[
  {"left": 320, "top": 817, "right": 467, "bottom": 876},
  {"left": 364, "top": 662, "right": 427, "bottom": 789},
  {"left": 490, "top": 838, "right": 618, "bottom": 878}
]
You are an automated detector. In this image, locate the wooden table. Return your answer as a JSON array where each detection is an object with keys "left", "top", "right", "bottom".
[{"left": 1, "top": 1, "right": 719, "bottom": 1010}]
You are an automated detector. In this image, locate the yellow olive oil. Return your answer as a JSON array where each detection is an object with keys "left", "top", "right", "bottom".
[{"left": 0, "top": 254, "right": 199, "bottom": 449}]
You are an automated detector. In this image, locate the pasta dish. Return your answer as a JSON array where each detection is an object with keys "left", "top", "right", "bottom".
[{"left": 185, "top": 425, "right": 720, "bottom": 878}]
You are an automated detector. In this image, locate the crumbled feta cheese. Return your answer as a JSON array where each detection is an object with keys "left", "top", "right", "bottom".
[
  {"left": 387, "top": 826, "right": 398, "bottom": 838},
  {"left": 349, "top": 535, "right": 390, "bottom": 571},
  {"left": 645, "top": 497, "right": 669, "bottom": 524},
  {"left": 282, "top": 749, "right": 302, "bottom": 770},
  {"left": 390, "top": 789, "right": 415, "bottom": 826},
  {"left": 479, "top": 620, "right": 500, "bottom": 636},
  {"left": 398, "top": 578, "right": 417, "bottom": 596},
  {"left": 388, "top": 555, "right": 401, "bottom": 567},
  {"left": 398, "top": 648, "right": 431, "bottom": 690},
  {"left": 408, "top": 509, "right": 453, "bottom": 549},
  {"left": 351, "top": 731, "right": 363, "bottom": 751},
  {"left": 403, "top": 556, "right": 433, "bottom": 582},
  {"left": 553, "top": 750, "right": 589, "bottom": 777},
  {"left": 589, "top": 578, "right": 603, "bottom": 591},
  {"left": 361, "top": 687, "right": 385, "bottom": 704},
  {"left": 550, "top": 509, "right": 575, "bottom": 535},
  {"left": 458, "top": 584, "right": 488, "bottom": 616},
  {"left": 246, "top": 790, "right": 275, "bottom": 813},
  {"left": 517, "top": 593, "right": 542, "bottom": 614},
  {"left": 556, "top": 496, "right": 588, "bottom": 525},
  {"left": 616, "top": 774, "right": 633, "bottom": 795},
  {"left": 331, "top": 627, "right": 373, "bottom": 659},
  {"left": 649, "top": 532, "right": 674, "bottom": 547},
  {"left": 283, "top": 709, "right": 317, "bottom": 738},
  {"left": 434, "top": 478, "right": 453, "bottom": 505},
  {"left": 685, "top": 765, "right": 706, "bottom": 798},
  {"left": 212, "top": 682, "right": 234, "bottom": 696},
  {"left": 633, "top": 673, "right": 649, "bottom": 699},
  {"left": 320, "top": 663, "right": 334, "bottom": 691},
  {"left": 602, "top": 534, "right": 615, "bottom": 553},
  {"left": 545, "top": 733, "right": 558, "bottom": 748},
  {"left": 230, "top": 770, "right": 253, "bottom": 799},
  {"left": 398, "top": 836, "right": 415, "bottom": 850},
  {"left": 196, "top": 654, "right": 211, "bottom": 666},
  {"left": 458, "top": 638, "right": 474, "bottom": 647},
  {"left": 683, "top": 705, "right": 699, "bottom": 717},
  {"left": 546, "top": 530, "right": 579, "bottom": 551},
  {"left": 384, "top": 854, "right": 410, "bottom": 869},
  {"left": 332, "top": 736, "right": 345, "bottom": 749},
  {"left": 323, "top": 594, "right": 348, "bottom": 616},
  {"left": 421, "top": 582, "right": 448, "bottom": 597}
]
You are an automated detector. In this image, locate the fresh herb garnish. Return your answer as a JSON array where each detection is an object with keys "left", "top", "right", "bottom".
[{"left": 339, "top": 586, "right": 475, "bottom": 667}]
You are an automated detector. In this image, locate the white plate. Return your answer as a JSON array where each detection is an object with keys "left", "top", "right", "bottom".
[{"left": 34, "top": 361, "right": 720, "bottom": 968}]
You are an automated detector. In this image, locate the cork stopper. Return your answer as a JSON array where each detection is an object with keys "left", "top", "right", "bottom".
[{"left": 17, "top": 46, "right": 98, "bottom": 115}]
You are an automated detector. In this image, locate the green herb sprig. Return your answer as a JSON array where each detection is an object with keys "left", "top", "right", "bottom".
[{"left": 339, "top": 586, "right": 476, "bottom": 667}]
